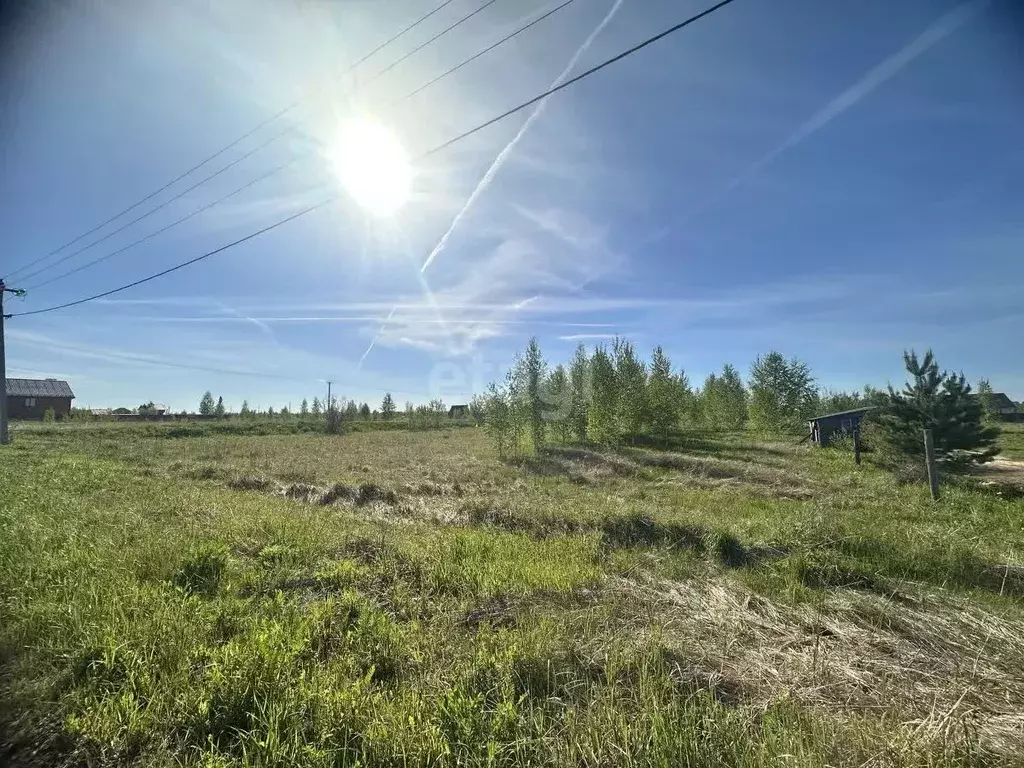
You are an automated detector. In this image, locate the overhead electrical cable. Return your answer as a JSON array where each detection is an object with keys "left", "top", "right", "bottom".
[
  {"left": 2, "top": 0, "right": 461, "bottom": 281},
  {"left": 9, "top": 0, "right": 739, "bottom": 319},
  {"left": 18, "top": 0, "right": 578, "bottom": 291}
]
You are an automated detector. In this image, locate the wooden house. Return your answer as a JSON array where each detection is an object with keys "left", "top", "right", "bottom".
[
  {"left": 5, "top": 378, "right": 75, "bottom": 420},
  {"left": 807, "top": 407, "right": 872, "bottom": 447}
]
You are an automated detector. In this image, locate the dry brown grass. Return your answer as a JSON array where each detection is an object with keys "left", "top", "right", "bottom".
[{"left": 614, "top": 574, "right": 1024, "bottom": 756}]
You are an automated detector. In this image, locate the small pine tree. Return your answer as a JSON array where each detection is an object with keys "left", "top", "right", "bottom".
[
  {"left": 214, "top": 396, "right": 226, "bottom": 417},
  {"left": 381, "top": 393, "right": 396, "bottom": 420},
  {"left": 239, "top": 400, "right": 252, "bottom": 418},
  {"left": 874, "top": 350, "right": 999, "bottom": 471},
  {"left": 345, "top": 399, "right": 358, "bottom": 419},
  {"left": 311, "top": 397, "right": 322, "bottom": 416},
  {"left": 300, "top": 398, "right": 309, "bottom": 416},
  {"left": 199, "top": 391, "right": 215, "bottom": 416},
  {"left": 359, "top": 402, "right": 371, "bottom": 419}
]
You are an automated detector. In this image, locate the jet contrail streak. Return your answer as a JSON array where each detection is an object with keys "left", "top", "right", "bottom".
[{"left": 358, "top": 0, "right": 626, "bottom": 368}]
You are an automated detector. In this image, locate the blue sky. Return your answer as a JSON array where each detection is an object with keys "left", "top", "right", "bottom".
[{"left": 2, "top": 0, "right": 1021, "bottom": 412}]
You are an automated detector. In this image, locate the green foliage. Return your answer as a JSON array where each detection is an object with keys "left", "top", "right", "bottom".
[
  {"left": 818, "top": 389, "right": 864, "bottom": 415},
  {"left": 199, "top": 391, "right": 216, "bottom": 416},
  {"left": 359, "top": 402, "right": 371, "bottom": 419},
  {"left": 543, "top": 364, "right": 571, "bottom": 442},
  {"left": 239, "top": 400, "right": 253, "bottom": 419},
  {"left": 214, "top": 396, "right": 226, "bottom": 417},
  {"left": 874, "top": 349, "right": 999, "bottom": 472},
  {"left": 977, "top": 378, "right": 998, "bottom": 425},
  {"left": 514, "top": 337, "right": 546, "bottom": 451},
  {"left": 587, "top": 344, "right": 620, "bottom": 445},
  {"left": 748, "top": 351, "right": 818, "bottom": 434},
  {"left": 483, "top": 383, "right": 514, "bottom": 458},
  {"left": 567, "top": 343, "right": 589, "bottom": 443},
  {"left": 345, "top": 399, "right": 359, "bottom": 419},
  {"left": 468, "top": 395, "right": 487, "bottom": 425},
  {"left": 699, "top": 364, "right": 748, "bottom": 430},
  {"left": 380, "top": 393, "right": 396, "bottom": 420},
  {"left": 300, "top": 398, "right": 309, "bottom": 416},
  {"left": 42, "top": 407, "right": 56, "bottom": 423},
  {"left": 311, "top": 397, "right": 322, "bottom": 416},
  {"left": 172, "top": 545, "right": 229, "bottom": 595},
  {"left": 647, "top": 346, "right": 681, "bottom": 440},
  {"left": 613, "top": 338, "right": 649, "bottom": 440}
]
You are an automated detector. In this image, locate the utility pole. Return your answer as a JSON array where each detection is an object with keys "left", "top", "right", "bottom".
[
  {"left": 0, "top": 280, "right": 8, "bottom": 445},
  {"left": 326, "top": 380, "right": 332, "bottom": 416}
]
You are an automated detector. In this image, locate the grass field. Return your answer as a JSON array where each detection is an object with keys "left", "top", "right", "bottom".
[
  {"left": 2, "top": 422, "right": 1023, "bottom": 766},
  {"left": 997, "top": 423, "right": 1024, "bottom": 460}
]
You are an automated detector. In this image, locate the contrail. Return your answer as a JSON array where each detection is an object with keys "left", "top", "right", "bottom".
[
  {"left": 358, "top": 0, "right": 626, "bottom": 368},
  {"left": 678, "top": 0, "right": 989, "bottom": 225}
]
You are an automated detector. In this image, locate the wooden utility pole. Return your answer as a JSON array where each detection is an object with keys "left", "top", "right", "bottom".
[
  {"left": 326, "top": 381, "right": 332, "bottom": 417},
  {"left": 923, "top": 428, "right": 939, "bottom": 500},
  {"left": 0, "top": 280, "right": 8, "bottom": 445}
]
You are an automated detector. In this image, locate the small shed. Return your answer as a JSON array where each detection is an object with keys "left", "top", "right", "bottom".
[
  {"left": 448, "top": 404, "right": 469, "bottom": 418},
  {"left": 5, "top": 378, "right": 76, "bottom": 420},
  {"left": 807, "top": 407, "right": 872, "bottom": 447}
]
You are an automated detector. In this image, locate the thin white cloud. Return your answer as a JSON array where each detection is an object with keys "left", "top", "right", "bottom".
[{"left": 557, "top": 333, "right": 620, "bottom": 341}]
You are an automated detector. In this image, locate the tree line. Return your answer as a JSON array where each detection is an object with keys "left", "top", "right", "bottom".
[
  {"left": 193, "top": 390, "right": 483, "bottom": 432},
  {"left": 481, "top": 337, "right": 1000, "bottom": 470},
  {"left": 481, "top": 338, "right": 832, "bottom": 456}
]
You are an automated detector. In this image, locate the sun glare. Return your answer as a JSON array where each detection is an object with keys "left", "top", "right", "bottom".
[{"left": 332, "top": 117, "right": 412, "bottom": 216}]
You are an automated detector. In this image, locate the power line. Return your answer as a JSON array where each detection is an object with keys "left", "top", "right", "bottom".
[
  {"left": 10, "top": 196, "right": 332, "bottom": 318},
  {"left": 23, "top": 160, "right": 298, "bottom": 291},
  {"left": 401, "top": 0, "right": 576, "bottom": 102},
  {"left": 8, "top": 0, "right": 739, "bottom": 319},
  {"left": 18, "top": 1, "right": 575, "bottom": 292},
  {"left": 2, "top": 0, "right": 460, "bottom": 282},
  {"left": 369, "top": 0, "right": 500, "bottom": 84},
  {"left": 13, "top": 126, "right": 295, "bottom": 285},
  {"left": 421, "top": 0, "right": 738, "bottom": 159}
]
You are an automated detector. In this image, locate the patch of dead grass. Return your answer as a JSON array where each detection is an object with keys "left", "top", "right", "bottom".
[{"left": 614, "top": 575, "right": 1024, "bottom": 756}]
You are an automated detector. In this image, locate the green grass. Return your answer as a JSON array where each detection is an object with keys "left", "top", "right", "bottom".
[
  {"left": 2, "top": 424, "right": 1023, "bottom": 766},
  {"left": 997, "top": 422, "right": 1024, "bottom": 459}
]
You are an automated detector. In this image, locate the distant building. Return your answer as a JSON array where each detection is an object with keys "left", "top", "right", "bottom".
[
  {"left": 807, "top": 407, "right": 873, "bottom": 447},
  {"left": 989, "top": 393, "right": 1022, "bottom": 422},
  {"left": 448, "top": 404, "right": 469, "bottom": 418},
  {"left": 990, "top": 393, "right": 1019, "bottom": 415},
  {"left": 4, "top": 378, "right": 75, "bottom": 420}
]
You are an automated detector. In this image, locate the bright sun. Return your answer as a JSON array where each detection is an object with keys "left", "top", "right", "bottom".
[{"left": 332, "top": 117, "right": 412, "bottom": 216}]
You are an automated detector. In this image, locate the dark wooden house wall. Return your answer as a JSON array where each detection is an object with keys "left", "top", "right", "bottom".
[
  {"left": 6, "top": 395, "right": 73, "bottom": 420},
  {"left": 811, "top": 412, "right": 867, "bottom": 447}
]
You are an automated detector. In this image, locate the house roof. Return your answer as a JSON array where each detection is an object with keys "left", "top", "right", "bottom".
[
  {"left": 5, "top": 378, "right": 76, "bottom": 398},
  {"left": 808, "top": 406, "right": 874, "bottom": 422},
  {"left": 991, "top": 393, "right": 1017, "bottom": 410}
]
